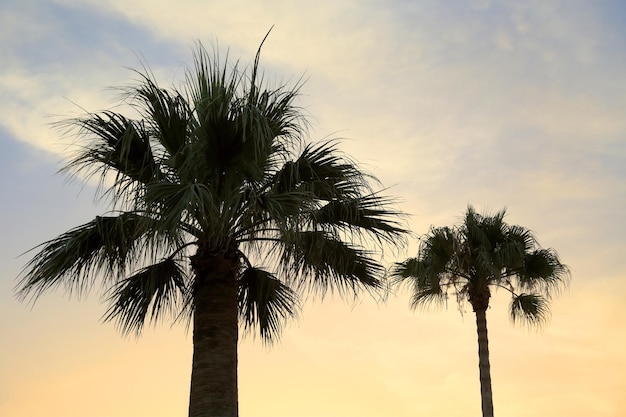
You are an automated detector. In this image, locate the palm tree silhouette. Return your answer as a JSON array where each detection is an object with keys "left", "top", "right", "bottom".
[
  {"left": 17, "top": 39, "right": 407, "bottom": 417},
  {"left": 392, "top": 206, "right": 569, "bottom": 417}
]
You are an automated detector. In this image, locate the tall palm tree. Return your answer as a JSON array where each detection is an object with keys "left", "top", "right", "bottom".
[
  {"left": 391, "top": 206, "right": 569, "bottom": 417},
  {"left": 16, "top": 39, "right": 407, "bottom": 417}
]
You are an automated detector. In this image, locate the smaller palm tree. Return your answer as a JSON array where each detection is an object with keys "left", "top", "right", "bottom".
[{"left": 391, "top": 206, "right": 569, "bottom": 417}]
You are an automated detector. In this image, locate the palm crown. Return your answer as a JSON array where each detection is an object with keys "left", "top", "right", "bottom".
[
  {"left": 17, "top": 40, "right": 407, "bottom": 417},
  {"left": 392, "top": 206, "right": 568, "bottom": 322}
]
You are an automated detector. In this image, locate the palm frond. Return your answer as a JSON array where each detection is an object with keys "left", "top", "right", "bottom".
[
  {"left": 246, "top": 86, "right": 305, "bottom": 146},
  {"left": 410, "top": 284, "right": 447, "bottom": 310},
  {"left": 237, "top": 139, "right": 408, "bottom": 246},
  {"left": 235, "top": 85, "right": 306, "bottom": 178},
  {"left": 242, "top": 30, "right": 306, "bottom": 163},
  {"left": 237, "top": 267, "right": 300, "bottom": 343},
  {"left": 507, "top": 224, "right": 536, "bottom": 252},
  {"left": 17, "top": 213, "right": 157, "bottom": 300},
  {"left": 188, "top": 42, "right": 271, "bottom": 183},
  {"left": 420, "top": 226, "right": 458, "bottom": 277},
  {"left": 234, "top": 146, "right": 336, "bottom": 236},
  {"left": 234, "top": 186, "right": 310, "bottom": 241},
  {"left": 278, "top": 230, "right": 384, "bottom": 298},
  {"left": 187, "top": 42, "right": 242, "bottom": 171},
  {"left": 462, "top": 212, "right": 504, "bottom": 278},
  {"left": 270, "top": 140, "right": 367, "bottom": 199},
  {"left": 61, "top": 111, "right": 161, "bottom": 205},
  {"left": 127, "top": 73, "right": 191, "bottom": 161},
  {"left": 390, "top": 257, "right": 420, "bottom": 281},
  {"left": 390, "top": 257, "right": 448, "bottom": 309},
  {"left": 103, "top": 257, "right": 189, "bottom": 334},
  {"left": 489, "top": 224, "right": 534, "bottom": 272},
  {"left": 312, "top": 193, "right": 407, "bottom": 246},
  {"left": 509, "top": 293, "right": 550, "bottom": 326},
  {"left": 516, "top": 248, "right": 570, "bottom": 295},
  {"left": 143, "top": 180, "right": 218, "bottom": 234}
]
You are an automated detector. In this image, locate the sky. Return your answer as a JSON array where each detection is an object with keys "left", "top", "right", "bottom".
[{"left": 1, "top": 0, "right": 625, "bottom": 416}]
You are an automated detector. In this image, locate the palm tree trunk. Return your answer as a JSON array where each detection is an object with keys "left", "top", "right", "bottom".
[
  {"left": 475, "top": 308, "right": 494, "bottom": 417},
  {"left": 188, "top": 252, "right": 239, "bottom": 417}
]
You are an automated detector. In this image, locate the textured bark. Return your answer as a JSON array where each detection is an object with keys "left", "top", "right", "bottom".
[
  {"left": 475, "top": 308, "right": 494, "bottom": 417},
  {"left": 188, "top": 249, "right": 240, "bottom": 417}
]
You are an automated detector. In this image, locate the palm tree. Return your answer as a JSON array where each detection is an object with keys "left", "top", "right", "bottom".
[
  {"left": 16, "top": 39, "right": 407, "bottom": 417},
  {"left": 391, "top": 206, "right": 569, "bottom": 417}
]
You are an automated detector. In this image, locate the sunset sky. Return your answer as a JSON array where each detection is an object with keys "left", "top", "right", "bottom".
[{"left": 1, "top": 1, "right": 625, "bottom": 416}]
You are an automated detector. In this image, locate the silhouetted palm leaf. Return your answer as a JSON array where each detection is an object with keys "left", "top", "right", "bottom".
[
  {"left": 509, "top": 293, "right": 549, "bottom": 325},
  {"left": 237, "top": 266, "right": 299, "bottom": 342},
  {"left": 104, "top": 257, "right": 189, "bottom": 334}
]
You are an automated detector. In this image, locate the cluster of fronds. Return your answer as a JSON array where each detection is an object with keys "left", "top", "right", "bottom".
[
  {"left": 391, "top": 206, "right": 569, "bottom": 326},
  {"left": 17, "top": 38, "right": 407, "bottom": 342}
]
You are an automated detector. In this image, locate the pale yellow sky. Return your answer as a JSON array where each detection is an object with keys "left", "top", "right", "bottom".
[{"left": 1, "top": 1, "right": 625, "bottom": 416}]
